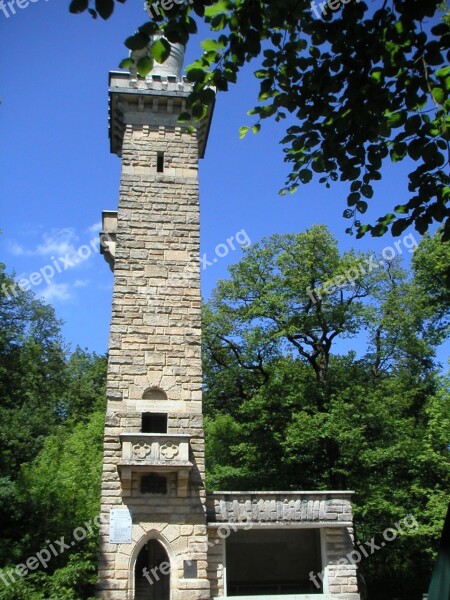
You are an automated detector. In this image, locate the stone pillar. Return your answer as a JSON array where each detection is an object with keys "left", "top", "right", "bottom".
[
  {"left": 324, "top": 526, "right": 360, "bottom": 600},
  {"left": 96, "top": 50, "right": 214, "bottom": 600}
]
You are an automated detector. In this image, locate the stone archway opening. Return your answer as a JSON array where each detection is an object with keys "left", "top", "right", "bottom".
[{"left": 134, "top": 539, "right": 170, "bottom": 600}]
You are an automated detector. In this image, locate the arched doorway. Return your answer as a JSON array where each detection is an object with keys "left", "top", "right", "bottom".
[{"left": 135, "top": 539, "right": 170, "bottom": 600}]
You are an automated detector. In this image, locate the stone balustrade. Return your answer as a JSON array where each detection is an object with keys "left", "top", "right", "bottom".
[{"left": 120, "top": 433, "right": 191, "bottom": 466}]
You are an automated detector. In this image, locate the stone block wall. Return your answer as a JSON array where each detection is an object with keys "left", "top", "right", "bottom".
[
  {"left": 106, "top": 123, "right": 203, "bottom": 410},
  {"left": 205, "top": 492, "right": 360, "bottom": 600},
  {"left": 97, "top": 118, "right": 209, "bottom": 599}
]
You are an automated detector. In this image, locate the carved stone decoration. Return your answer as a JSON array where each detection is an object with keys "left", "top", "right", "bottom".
[
  {"left": 160, "top": 443, "right": 179, "bottom": 460},
  {"left": 132, "top": 442, "right": 151, "bottom": 459}
]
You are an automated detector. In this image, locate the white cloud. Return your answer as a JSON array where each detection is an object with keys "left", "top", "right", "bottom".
[
  {"left": 7, "top": 241, "right": 27, "bottom": 256},
  {"left": 39, "top": 283, "right": 72, "bottom": 303},
  {"left": 87, "top": 221, "right": 102, "bottom": 234},
  {"left": 34, "top": 228, "right": 79, "bottom": 260},
  {"left": 7, "top": 228, "right": 82, "bottom": 265},
  {"left": 74, "top": 279, "right": 89, "bottom": 288}
]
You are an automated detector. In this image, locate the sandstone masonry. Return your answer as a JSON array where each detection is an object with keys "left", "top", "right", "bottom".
[{"left": 97, "top": 41, "right": 360, "bottom": 600}]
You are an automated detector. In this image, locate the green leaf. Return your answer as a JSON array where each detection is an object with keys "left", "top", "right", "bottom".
[
  {"left": 388, "top": 112, "right": 404, "bottom": 128},
  {"left": 192, "top": 103, "right": 208, "bottom": 119},
  {"left": 391, "top": 219, "right": 409, "bottom": 236},
  {"left": 205, "top": 0, "right": 231, "bottom": 18},
  {"left": 200, "top": 88, "right": 216, "bottom": 105},
  {"left": 210, "top": 13, "right": 227, "bottom": 31},
  {"left": 356, "top": 200, "right": 368, "bottom": 213},
  {"left": 178, "top": 112, "right": 192, "bottom": 123},
  {"left": 95, "top": 0, "right": 114, "bottom": 20},
  {"left": 432, "top": 87, "right": 445, "bottom": 104},
  {"left": 347, "top": 192, "right": 360, "bottom": 207},
  {"left": 150, "top": 38, "right": 171, "bottom": 64},
  {"left": 125, "top": 33, "right": 150, "bottom": 51},
  {"left": 119, "top": 58, "right": 134, "bottom": 69},
  {"left": 252, "top": 124, "right": 261, "bottom": 134},
  {"left": 371, "top": 69, "right": 383, "bottom": 83},
  {"left": 436, "top": 66, "right": 450, "bottom": 79},
  {"left": 299, "top": 169, "right": 312, "bottom": 183},
  {"left": 137, "top": 56, "right": 154, "bottom": 77},
  {"left": 239, "top": 126, "right": 250, "bottom": 139},
  {"left": 186, "top": 68, "right": 207, "bottom": 83},
  {"left": 69, "top": 0, "right": 88, "bottom": 14},
  {"left": 201, "top": 39, "right": 222, "bottom": 53}
]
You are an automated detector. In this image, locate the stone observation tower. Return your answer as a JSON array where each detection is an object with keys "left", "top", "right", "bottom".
[{"left": 97, "top": 36, "right": 361, "bottom": 600}]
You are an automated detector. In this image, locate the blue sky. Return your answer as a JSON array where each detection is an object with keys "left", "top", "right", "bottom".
[{"left": 0, "top": 1, "right": 448, "bottom": 368}]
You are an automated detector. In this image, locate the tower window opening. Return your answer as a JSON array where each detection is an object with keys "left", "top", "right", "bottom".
[
  {"left": 157, "top": 151, "right": 164, "bottom": 173},
  {"left": 142, "top": 412, "right": 168, "bottom": 433},
  {"left": 141, "top": 473, "right": 168, "bottom": 495}
]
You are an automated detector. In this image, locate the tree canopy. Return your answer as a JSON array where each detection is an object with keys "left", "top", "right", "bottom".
[
  {"left": 0, "top": 262, "right": 106, "bottom": 599},
  {"left": 1, "top": 227, "right": 449, "bottom": 598},
  {"left": 202, "top": 226, "right": 450, "bottom": 599},
  {"left": 70, "top": 0, "right": 450, "bottom": 241}
]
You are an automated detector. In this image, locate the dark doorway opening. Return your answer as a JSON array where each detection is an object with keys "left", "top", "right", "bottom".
[
  {"left": 226, "top": 528, "right": 323, "bottom": 595},
  {"left": 135, "top": 539, "right": 170, "bottom": 600}
]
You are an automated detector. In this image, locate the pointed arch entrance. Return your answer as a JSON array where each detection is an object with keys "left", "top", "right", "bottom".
[{"left": 134, "top": 539, "right": 170, "bottom": 600}]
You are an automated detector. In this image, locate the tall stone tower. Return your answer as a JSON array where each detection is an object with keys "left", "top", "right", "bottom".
[
  {"left": 97, "top": 36, "right": 361, "bottom": 600},
  {"left": 97, "top": 40, "right": 214, "bottom": 600}
]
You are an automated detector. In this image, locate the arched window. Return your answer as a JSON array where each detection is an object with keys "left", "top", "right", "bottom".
[
  {"left": 142, "top": 387, "right": 168, "bottom": 401},
  {"left": 135, "top": 539, "right": 170, "bottom": 600}
]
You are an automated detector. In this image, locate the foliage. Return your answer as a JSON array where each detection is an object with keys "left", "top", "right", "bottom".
[
  {"left": 70, "top": 0, "right": 450, "bottom": 241},
  {"left": 19, "top": 412, "right": 105, "bottom": 553},
  {"left": 0, "top": 263, "right": 107, "bottom": 598},
  {"left": 203, "top": 225, "right": 442, "bottom": 384},
  {"left": 412, "top": 228, "right": 450, "bottom": 321},
  {"left": 0, "top": 265, "right": 67, "bottom": 477},
  {"left": 59, "top": 349, "right": 107, "bottom": 420},
  {"left": 202, "top": 228, "right": 450, "bottom": 599}
]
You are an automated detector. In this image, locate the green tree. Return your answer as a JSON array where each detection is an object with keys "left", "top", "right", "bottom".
[
  {"left": 70, "top": 0, "right": 450, "bottom": 239},
  {"left": 0, "top": 262, "right": 107, "bottom": 597},
  {"left": 204, "top": 225, "right": 405, "bottom": 384},
  {"left": 412, "top": 228, "right": 450, "bottom": 321},
  {"left": 202, "top": 229, "right": 450, "bottom": 599},
  {"left": 59, "top": 348, "right": 107, "bottom": 421},
  {"left": 0, "top": 412, "right": 105, "bottom": 600},
  {"left": 0, "top": 264, "right": 67, "bottom": 477}
]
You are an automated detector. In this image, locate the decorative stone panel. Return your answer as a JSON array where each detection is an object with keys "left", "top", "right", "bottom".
[{"left": 207, "top": 491, "right": 354, "bottom": 526}]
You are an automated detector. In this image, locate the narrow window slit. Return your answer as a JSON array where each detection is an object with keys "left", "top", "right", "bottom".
[{"left": 157, "top": 152, "right": 164, "bottom": 173}]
